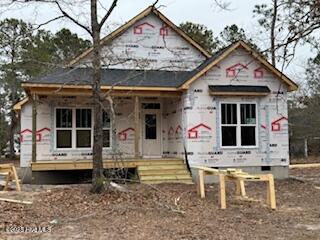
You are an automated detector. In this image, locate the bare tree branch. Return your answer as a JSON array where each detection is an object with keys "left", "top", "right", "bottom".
[
  {"left": 54, "top": 0, "right": 92, "bottom": 36},
  {"left": 99, "top": 0, "right": 118, "bottom": 29}
]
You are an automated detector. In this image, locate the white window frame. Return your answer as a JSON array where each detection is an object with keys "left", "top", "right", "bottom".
[
  {"left": 54, "top": 107, "right": 93, "bottom": 150},
  {"left": 220, "top": 102, "right": 258, "bottom": 148},
  {"left": 102, "top": 111, "right": 112, "bottom": 149},
  {"left": 55, "top": 108, "right": 73, "bottom": 149},
  {"left": 75, "top": 108, "right": 93, "bottom": 149}
]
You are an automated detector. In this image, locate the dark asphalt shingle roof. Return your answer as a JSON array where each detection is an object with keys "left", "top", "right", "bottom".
[
  {"left": 25, "top": 43, "right": 237, "bottom": 88},
  {"left": 26, "top": 68, "right": 192, "bottom": 88},
  {"left": 209, "top": 85, "right": 271, "bottom": 93}
]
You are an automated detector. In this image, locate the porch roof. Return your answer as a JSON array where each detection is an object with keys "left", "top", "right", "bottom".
[
  {"left": 209, "top": 85, "right": 271, "bottom": 96},
  {"left": 24, "top": 68, "right": 191, "bottom": 88}
]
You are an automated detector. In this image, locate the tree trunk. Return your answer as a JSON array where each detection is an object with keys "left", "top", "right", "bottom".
[
  {"left": 9, "top": 48, "right": 17, "bottom": 159},
  {"left": 270, "top": 0, "right": 277, "bottom": 66},
  {"left": 90, "top": 0, "right": 104, "bottom": 193},
  {"left": 8, "top": 107, "right": 17, "bottom": 159}
]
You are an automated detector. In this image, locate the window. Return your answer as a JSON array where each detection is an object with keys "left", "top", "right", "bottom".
[
  {"left": 142, "top": 103, "right": 160, "bottom": 109},
  {"left": 55, "top": 108, "right": 112, "bottom": 149},
  {"left": 145, "top": 114, "right": 157, "bottom": 139},
  {"left": 221, "top": 103, "right": 257, "bottom": 147},
  {"left": 103, "top": 111, "right": 111, "bottom": 148},
  {"left": 76, "top": 109, "right": 92, "bottom": 148},
  {"left": 56, "top": 109, "right": 72, "bottom": 148}
]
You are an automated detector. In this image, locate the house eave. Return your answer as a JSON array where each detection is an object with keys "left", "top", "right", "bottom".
[{"left": 21, "top": 83, "right": 183, "bottom": 98}]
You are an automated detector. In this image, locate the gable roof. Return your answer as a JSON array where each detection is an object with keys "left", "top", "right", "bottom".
[
  {"left": 67, "top": 6, "right": 211, "bottom": 66},
  {"left": 179, "top": 41, "right": 298, "bottom": 91}
]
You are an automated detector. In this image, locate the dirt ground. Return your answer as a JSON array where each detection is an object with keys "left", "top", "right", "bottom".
[{"left": 0, "top": 168, "right": 319, "bottom": 240}]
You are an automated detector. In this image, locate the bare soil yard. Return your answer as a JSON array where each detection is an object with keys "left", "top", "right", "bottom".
[{"left": 0, "top": 168, "right": 320, "bottom": 240}]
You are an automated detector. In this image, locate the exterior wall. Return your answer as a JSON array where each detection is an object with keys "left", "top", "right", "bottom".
[
  {"left": 185, "top": 48, "right": 289, "bottom": 168},
  {"left": 78, "top": 13, "right": 206, "bottom": 71},
  {"left": 162, "top": 98, "right": 184, "bottom": 159},
  {"left": 20, "top": 96, "right": 137, "bottom": 168}
]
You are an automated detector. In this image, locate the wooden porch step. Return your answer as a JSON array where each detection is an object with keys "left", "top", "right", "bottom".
[
  {"left": 142, "top": 179, "right": 194, "bottom": 185},
  {"left": 137, "top": 160, "right": 193, "bottom": 184},
  {"left": 138, "top": 164, "right": 187, "bottom": 171},
  {"left": 137, "top": 160, "right": 184, "bottom": 166},
  {"left": 140, "top": 174, "right": 192, "bottom": 181},
  {"left": 138, "top": 169, "right": 190, "bottom": 176}
]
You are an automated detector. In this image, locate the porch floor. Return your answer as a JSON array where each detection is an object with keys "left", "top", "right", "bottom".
[
  {"left": 31, "top": 158, "right": 193, "bottom": 184},
  {"left": 31, "top": 158, "right": 182, "bottom": 171}
]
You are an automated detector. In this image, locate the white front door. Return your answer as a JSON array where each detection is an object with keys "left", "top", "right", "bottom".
[{"left": 141, "top": 103, "right": 161, "bottom": 158}]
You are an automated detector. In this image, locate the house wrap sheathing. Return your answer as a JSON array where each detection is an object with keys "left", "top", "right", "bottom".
[{"left": 17, "top": 6, "right": 297, "bottom": 181}]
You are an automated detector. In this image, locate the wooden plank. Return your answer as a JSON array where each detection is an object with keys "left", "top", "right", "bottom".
[
  {"left": 267, "top": 174, "right": 276, "bottom": 209},
  {"left": 31, "top": 158, "right": 184, "bottom": 171},
  {"left": 139, "top": 175, "right": 192, "bottom": 181},
  {"left": 235, "top": 180, "right": 246, "bottom": 196},
  {"left": 0, "top": 198, "right": 32, "bottom": 204},
  {"left": 138, "top": 169, "right": 189, "bottom": 176},
  {"left": 199, "top": 169, "right": 205, "bottom": 198},
  {"left": 13, "top": 97, "right": 29, "bottom": 112},
  {"left": 11, "top": 165, "right": 21, "bottom": 191},
  {"left": 142, "top": 179, "right": 193, "bottom": 184},
  {"left": 219, "top": 174, "right": 226, "bottom": 209},
  {"left": 134, "top": 96, "right": 140, "bottom": 158},
  {"left": 239, "top": 180, "right": 246, "bottom": 197},
  {"left": 289, "top": 163, "right": 320, "bottom": 169}
]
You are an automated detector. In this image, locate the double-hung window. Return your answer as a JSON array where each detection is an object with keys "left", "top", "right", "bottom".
[
  {"left": 56, "top": 108, "right": 73, "bottom": 148},
  {"left": 76, "top": 109, "right": 92, "bottom": 148},
  {"left": 55, "top": 108, "right": 111, "bottom": 149},
  {"left": 221, "top": 103, "right": 257, "bottom": 147}
]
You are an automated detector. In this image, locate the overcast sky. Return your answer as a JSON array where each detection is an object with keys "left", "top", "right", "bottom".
[{"left": 0, "top": 0, "right": 313, "bottom": 81}]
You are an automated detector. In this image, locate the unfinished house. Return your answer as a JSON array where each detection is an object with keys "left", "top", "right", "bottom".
[{"left": 14, "top": 6, "right": 298, "bottom": 184}]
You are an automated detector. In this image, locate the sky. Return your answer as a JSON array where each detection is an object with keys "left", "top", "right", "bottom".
[{"left": 0, "top": 0, "right": 314, "bottom": 82}]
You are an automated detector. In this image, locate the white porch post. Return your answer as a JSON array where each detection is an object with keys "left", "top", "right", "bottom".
[
  {"left": 31, "top": 93, "right": 37, "bottom": 163},
  {"left": 134, "top": 96, "right": 140, "bottom": 158}
]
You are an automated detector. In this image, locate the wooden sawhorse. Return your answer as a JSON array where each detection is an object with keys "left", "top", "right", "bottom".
[
  {"left": 0, "top": 164, "right": 21, "bottom": 191},
  {"left": 193, "top": 166, "right": 276, "bottom": 210}
]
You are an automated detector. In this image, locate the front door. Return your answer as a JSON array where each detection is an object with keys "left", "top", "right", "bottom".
[{"left": 142, "top": 103, "right": 161, "bottom": 158}]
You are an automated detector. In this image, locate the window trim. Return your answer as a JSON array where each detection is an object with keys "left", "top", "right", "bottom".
[
  {"left": 55, "top": 108, "right": 73, "bottom": 149},
  {"left": 75, "top": 108, "right": 93, "bottom": 149},
  {"left": 102, "top": 111, "right": 112, "bottom": 149},
  {"left": 54, "top": 107, "right": 99, "bottom": 150},
  {"left": 219, "top": 102, "right": 258, "bottom": 149}
]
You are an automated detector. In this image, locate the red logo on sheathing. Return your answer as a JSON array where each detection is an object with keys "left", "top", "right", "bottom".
[
  {"left": 254, "top": 67, "right": 264, "bottom": 78},
  {"left": 20, "top": 127, "right": 51, "bottom": 143},
  {"left": 271, "top": 116, "right": 288, "bottom": 132},
  {"left": 118, "top": 127, "right": 135, "bottom": 141},
  {"left": 133, "top": 22, "right": 155, "bottom": 35},
  {"left": 188, "top": 123, "right": 211, "bottom": 139},
  {"left": 226, "top": 63, "right": 248, "bottom": 77},
  {"left": 160, "top": 25, "right": 169, "bottom": 36}
]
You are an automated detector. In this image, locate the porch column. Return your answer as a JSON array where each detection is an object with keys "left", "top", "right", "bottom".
[
  {"left": 134, "top": 96, "right": 140, "bottom": 158},
  {"left": 31, "top": 93, "right": 37, "bottom": 163}
]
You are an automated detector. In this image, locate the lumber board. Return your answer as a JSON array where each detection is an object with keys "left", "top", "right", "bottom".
[
  {"left": 289, "top": 163, "right": 320, "bottom": 169},
  {"left": 31, "top": 158, "right": 184, "bottom": 171},
  {"left": 0, "top": 197, "right": 32, "bottom": 204}
]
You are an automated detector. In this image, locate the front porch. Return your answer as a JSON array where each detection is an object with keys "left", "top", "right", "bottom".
[{"left": 17, "top": 75, "right": 191, "bottom": 184}]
